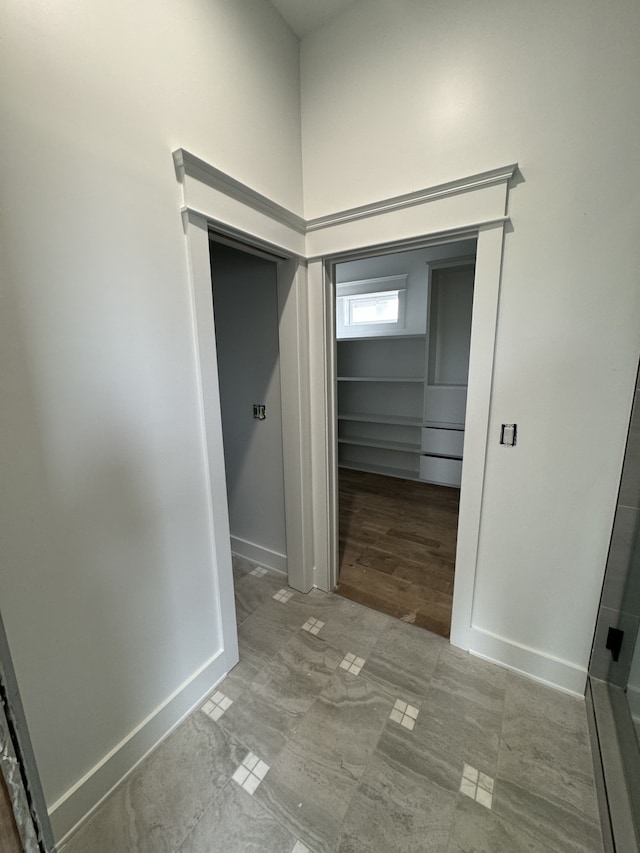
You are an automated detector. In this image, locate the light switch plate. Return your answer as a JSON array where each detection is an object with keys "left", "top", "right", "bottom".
[{"left": 500, "top": 423, "right": 517, "bottom": 446}]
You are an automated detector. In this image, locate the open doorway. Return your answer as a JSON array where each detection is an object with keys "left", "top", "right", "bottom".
[
  {"left": 209, "top": 236, "right": 289, "bottom": 577},
  {"left": 334, "top": 239, "right": 476, "bottom": 638}
]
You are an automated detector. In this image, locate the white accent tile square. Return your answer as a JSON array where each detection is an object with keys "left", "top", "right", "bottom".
[
  {"left": 232, "top": 752, "right": 271, "bottom": 796},
  {"left": 243, "top": 773, "right": 261, "bottom": 795},
  {"left": 478, "top": 771, "right": 494, "bottom": 793},
  {"left": 459, "top": 763, "right": 494, "bottom": 809},
  {"left": 254, "top": 759, "right": 269, "bottom": 780},
  {"left": 202, "top": 690, "right": 233, "bottom": 722},
  {"left": 389, "top": 708, "right": 403, "bottom": 724},
  {"left": 250, "top": 566, "right": 268, "bottom": 577},
  {"left": 389, "top": 698, "right": 419, "bottom": 729},
  {"left": 339, "top": 652, "right": 365, "bottom": 675},
  {"left": 232, "top": 765, "right": 250, "bottom": 786},
  {"left": 301, "top": 616, "right": 325, "bottom": 635},
  {"left": 462, "top": 763, "right": 478, "bottom": 784},
  {"left": 291, "top": 842, "right": 310, "bottom": 853},
  {"left": 273, "top": 588, "right": 294, "bottom": 604},
  {"left": 460, "top": 776, "right": 476, "bottom": 798},
  {"left": 475, "top": 786, "right": 493, "bottom": 808}
]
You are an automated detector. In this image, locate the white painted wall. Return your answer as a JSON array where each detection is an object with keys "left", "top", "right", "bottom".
[
  {"left": 3, "top": 0, "right": 639, "bottom": 835},
  {"left": 0, "top": 0, "right": 301, "bottom": 835},
  {"left": 211, "top": 243, "right": 288, "bottom": 569},
  {"left": 301, "top": 0, "right": 640, "bottom": 686}
]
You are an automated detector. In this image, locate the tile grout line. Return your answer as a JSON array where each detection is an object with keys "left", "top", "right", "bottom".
[
  {"left": 170, "top": 773, "right": 239, "bottom": 853},
  {"left": 226, "top": 610, "right": 372, "bottom": 851},
  {"left": 247, "top": 725, "right": 325, "bottom": 853},
  {"left": 237, "top": 614, "right": 407, "bottom": 852}
]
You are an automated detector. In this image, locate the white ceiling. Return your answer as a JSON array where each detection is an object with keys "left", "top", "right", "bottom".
[{"left": 270, "top": 0, "right": 360, "bottom": 37}]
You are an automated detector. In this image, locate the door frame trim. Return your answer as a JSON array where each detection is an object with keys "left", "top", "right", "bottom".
[
  {"left": 175, "top": 150, "right": 516, "bottom": 650},
  {"left": 308, "top": 223, "right": 506, "bottom": 653}
]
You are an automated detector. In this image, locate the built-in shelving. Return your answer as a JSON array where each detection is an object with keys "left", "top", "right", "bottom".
[
  {"left": 338, "top": 334, "right": 427, "bottom": 342},
  {"left": 337, "top": 376, "right": 424, "bottom": 383},
  {"left": 336, "top": 261, "right": 474, "bottom": 488},
  {"left": 338, "top": 436, "right": 421, "bottom": 453},
  {"left": 338, "top": 412, "right": 423, "bottom": 426},
  {"left": 338, "top": 460, "right": 420, "bottom": 481},
  {"left": 424, "top": 420, "right": 464, "bottom": 430}
]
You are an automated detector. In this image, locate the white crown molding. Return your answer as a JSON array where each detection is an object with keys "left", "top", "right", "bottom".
[
  {"left": 173, "top": 149, "right": 307, "bottom": 234},
  {"left": 173, "top": 149, "right": 517, "bottom": 243},
  {"left": 305, "top": 164, "right": 518, "bottom": 232},
  {"left": 305, "top": 218, "right": 510, "bottom": 262}
]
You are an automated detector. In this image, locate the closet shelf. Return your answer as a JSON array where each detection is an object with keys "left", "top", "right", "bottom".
[
  {"left": 426, "top": 383, "right": 468, "bottom": 390},
  {"left": 338, "top": 436, "right": 421, "bottom": 453},
  {"left": 338, "top": 461, "right": 420, "bottom": 481},
  {"left": 423, "top": 420, "right": 465, "bottom": 431},
  {"left": 336, "top": 260, "right": 472, "bottom": 487},
  {"left": 338, "top": 412, "right": 423, "bottom": 426},
  {"left": 337, "top": 376, "right": 424, "bottom": 383},
  {"left": 337, "top": 334, "right": 426, "bottom": 343}
]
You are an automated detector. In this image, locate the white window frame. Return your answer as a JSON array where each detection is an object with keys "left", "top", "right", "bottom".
[{"left": 337, "top": 274, "right": 407, "bottom": 337}]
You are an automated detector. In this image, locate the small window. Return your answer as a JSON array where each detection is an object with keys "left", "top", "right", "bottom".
[
  {"left": 336, "top": 274, "right": 408, "bottom": 338},
  {"left": 344, "top": 289, "right": 404, "bottom": 327}
]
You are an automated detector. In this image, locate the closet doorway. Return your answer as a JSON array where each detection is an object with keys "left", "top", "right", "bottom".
[
  {"left": 209, "top": 236, "right": 289, "bottom": 577},
  {"left": 335, "top": 239, "right": 476, "bottom": 638}
]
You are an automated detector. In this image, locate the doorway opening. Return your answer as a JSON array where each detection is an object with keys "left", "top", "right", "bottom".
[
  {"left": 333, "top": 238, "right": 477, "bottom": 638},
  {"left": 209, "top": 234, "right": 289, "bottom": 578}
]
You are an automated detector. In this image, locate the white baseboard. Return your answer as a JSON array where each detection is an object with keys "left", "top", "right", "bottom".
[
  {"left": 50, "top": 649, "right": 233, "bottom": 846},
  {"left": 231, "top": 536, "right": 287, "bottom": 575},
  {"left": 467, "top": 625, "right": 588, "bottom": 697}
]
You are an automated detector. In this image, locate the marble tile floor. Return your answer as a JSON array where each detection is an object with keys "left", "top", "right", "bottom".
[{"left": 60, "top": 556, "right": 604, "bottom": 853}]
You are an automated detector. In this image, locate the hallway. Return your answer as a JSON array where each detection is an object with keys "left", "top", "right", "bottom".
[{"left": 60, "top": 559, "right": 603, "bottom": 853}]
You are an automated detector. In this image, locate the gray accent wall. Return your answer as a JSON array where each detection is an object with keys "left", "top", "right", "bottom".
[
  {"left": 591, "top": 363, "right": 640, "bottom": 685},
  {"left": 211, "top": 243, "right": 287, "bottom": 568},
  {"left": 428, "top": 266, "right": 474, "bottom": 387}
]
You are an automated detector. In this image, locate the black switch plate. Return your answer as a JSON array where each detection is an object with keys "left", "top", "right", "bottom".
[{"left": 606, "top": 626, "right": 624, "bottom": 662}]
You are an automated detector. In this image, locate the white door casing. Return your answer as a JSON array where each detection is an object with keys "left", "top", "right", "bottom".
[{"left": 174, "top": 149, "right": 515, "bottom": 651}]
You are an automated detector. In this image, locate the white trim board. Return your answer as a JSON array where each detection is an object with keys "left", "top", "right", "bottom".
[
  {"left": 173, "top": 149, "right": 516, "bottom": 239},
  {"left": 469, "top": 626, "right": 588, "bottom": 697},
  {"left": 306, "top": 164, "right": 517, "bottom": 231},
  {"left": 230, "top": 538, "right": 288, "bottom": 575},
  {"left": 174, "top": 149, "right": 306, "bottom": 234},
  {"left": 50, "top": 650, "right": 230, "bottom": 844}
]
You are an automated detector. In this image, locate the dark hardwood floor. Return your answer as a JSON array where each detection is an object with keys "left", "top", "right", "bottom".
[{"left": 337, "top": 467, "right": 459, "bottom": 638}]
